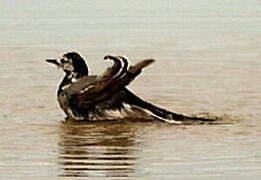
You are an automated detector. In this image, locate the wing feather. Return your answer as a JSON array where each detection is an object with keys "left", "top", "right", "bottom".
[{"left": 63, "top": 56, "right": 155, "bottom": 109}]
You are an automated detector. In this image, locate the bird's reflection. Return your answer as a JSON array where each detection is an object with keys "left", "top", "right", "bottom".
[{"left": 57, "top": 121, "right": 142, "bottom": 178}]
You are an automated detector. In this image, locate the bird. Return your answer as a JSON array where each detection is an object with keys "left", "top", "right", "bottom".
[{"left": 46, "top": 52, "right": 215, "bottom": 124}]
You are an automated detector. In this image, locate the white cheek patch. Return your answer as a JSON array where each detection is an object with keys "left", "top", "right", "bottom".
[
  {"left": 59, "top": 56, "right": 74, "bottom": 72},
  {"left": 63, "top": 63, "right": 74, "bottom": 71}
]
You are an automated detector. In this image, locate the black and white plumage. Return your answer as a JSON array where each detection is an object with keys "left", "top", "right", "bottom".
[{"left": 46, "top": 52, "right": 215, "bottom": 124}]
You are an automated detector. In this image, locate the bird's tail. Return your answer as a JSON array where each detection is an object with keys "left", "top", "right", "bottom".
[{"left": 124, "top": 90, "right": 215, "bottom": 123}]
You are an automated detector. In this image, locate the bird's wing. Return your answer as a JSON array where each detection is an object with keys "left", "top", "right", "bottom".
[{"left": 64, "top": 55, "right": 155, "bottom": 109}]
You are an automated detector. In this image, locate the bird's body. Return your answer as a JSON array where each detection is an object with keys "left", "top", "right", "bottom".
[{"left": 47, "top": 52, "right": 215, "bottom": 124}]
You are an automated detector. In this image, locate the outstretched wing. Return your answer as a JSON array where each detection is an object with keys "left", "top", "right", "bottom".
[{"left": 63, "top": 55, "right": 155, "bottom": 109}]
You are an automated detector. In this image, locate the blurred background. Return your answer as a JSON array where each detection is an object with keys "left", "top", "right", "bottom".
[{"left": 1, "top": 0, "right": 261, "bottom": 179}]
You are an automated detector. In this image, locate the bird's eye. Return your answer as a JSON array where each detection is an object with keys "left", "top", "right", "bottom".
[{"left": 61, "top": 59, "right": 66, "bottom": 63}]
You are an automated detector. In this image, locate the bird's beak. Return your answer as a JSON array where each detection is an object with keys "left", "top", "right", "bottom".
[{"left": 46, "top": 59, "right": 61, "bottom": 67}]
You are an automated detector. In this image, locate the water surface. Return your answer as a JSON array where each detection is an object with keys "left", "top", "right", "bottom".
[{"left": 1, "top": 0, "right": 261, "bottom": 179}]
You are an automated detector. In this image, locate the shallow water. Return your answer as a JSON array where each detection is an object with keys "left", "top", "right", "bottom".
[{"left": 1, "top": 0, "right": 261, "bottom": 179}]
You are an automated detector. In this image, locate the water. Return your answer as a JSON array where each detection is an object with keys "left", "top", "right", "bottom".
[{"left": 1, "top": 0, "right": 261, "bottom": 179}]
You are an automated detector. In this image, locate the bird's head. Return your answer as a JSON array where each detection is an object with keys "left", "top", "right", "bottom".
[{"left": 46, "top": 52, "right": 89, "bottom": 78}]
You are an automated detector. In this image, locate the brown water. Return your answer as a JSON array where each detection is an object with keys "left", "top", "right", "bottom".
[{"left": 1, "top": 0, "right": 261, "bottom": 179}]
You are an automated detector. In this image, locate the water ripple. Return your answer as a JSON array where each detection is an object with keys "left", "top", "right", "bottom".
[{"left": 57, "top": 122, "right": 139, "bottom": 178}]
